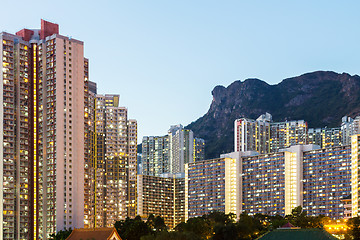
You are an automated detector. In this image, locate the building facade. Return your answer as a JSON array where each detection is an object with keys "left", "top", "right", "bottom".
[
  {"left": 233, "top": 113, "right": 360, "bottom": 154},
  {"left": 185, "top": 156, "right": 240, "bottom": 220},
  {"left": 308, "top": 127, "right": 342, "bottom": 149},
  {"left": 185, "top": 141, "right": 357, "bottom": 220},
  {"left": 351, "top": 135, "right": 360, "bottom": 217},
  {"left": 0, "top": 20, "right": 88, "bottom": 239},
  {"left": 234, "top": 114, "right": 309, "bottom": 154},
  {"left": 142, "top": 125, "right": 202, "bottom": 176},
  {"left": 0, "top": 31, "right": 32, "bottom": 240},
  {"left": 242, "top": 144, "right": 351, "bottom": 218},
  {"left": 269, "top": 120, "right": 308, "bottom": 153},
  {"left": 234, "top": 113, "right": 271, "bottom": 154},
  {"left": 302, "top": 146, "right": 351, "bottom": 218},
  {"left": 93, "top": 94, "right": 137, "bottom": 227},
  {"left": 141, "top": 135, "right": 170, "bottom": 176},
  {"left": 137, "top": 174, "right": 184, "bottom": 229},
  {"left": 194, "top": 137, "right": 205, "bottom": 162},
  {"left": 84, "top": 79, "right": 96, "bottom": 228},
  {"left": 169, "top": 125, "right": 194, "bottom": 174},
  {"left": 241, "top": 152, "right": 286, "bottom": 216}
]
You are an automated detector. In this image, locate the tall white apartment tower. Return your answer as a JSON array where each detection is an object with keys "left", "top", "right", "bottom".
[
  {"left": 168, "top": 125, "right": 194, "bottom": 174},
  {"left": 234, "top": 113, "right": 271, "bottom": 154}
]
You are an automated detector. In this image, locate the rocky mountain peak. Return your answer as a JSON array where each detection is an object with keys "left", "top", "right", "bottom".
[{"left": 187, "top": 71, "right": 360, "bottom": 159}]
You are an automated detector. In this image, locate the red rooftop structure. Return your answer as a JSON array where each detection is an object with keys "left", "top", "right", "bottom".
[{"left": 15, "top": 19, "right": 59, "bottom": 41}]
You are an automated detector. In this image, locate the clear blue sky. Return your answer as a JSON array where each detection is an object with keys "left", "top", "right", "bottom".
[{"left": 2, "top": 0, "right": 360, "bottom": 142}]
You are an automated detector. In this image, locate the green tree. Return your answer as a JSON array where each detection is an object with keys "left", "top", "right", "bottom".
[
  {"left": 212, "top": 222, "right": 238, "bottom": 240},
  {"left": 237, "top": 212, "right": 263, "bottom": 240},
  {"left": 346, "top": 217, "right": 360, "bottom": 240},
  {"left": 306, "top": 215, "right": 327, "bottom": 228},
  {"left": 291, "top": 206, "right": 304, "bottom": 218},
  {"left": 181, "top": 217, "right": 212, "bottom": 239},
  {"left": 147, "top": 214, "right": 156, "bottom": 231},
  {"left": 49, "top": 228, "right": 72, "bottom": 240},
  {"left": 285, "top": 206, "right": 327, "bottom": 229},
  {"left": 141, "top": 231, "right": 201, "bottom": 240},
  {"left": 154, "top": 216, "right": 167, "bottom": 232},
  {"left": 268, "top": 215, "right": 287, "bottom": 230},
  {"left": 205, "top": 211, "right": 235, "bottom": 225},
  {"left": 285, "top": 206, "right": 308, "bottom": 228},
  {"left": 174, "top": 222, "right": 187, "bottom": 232},
  {"left": 115, "top": 216, "right": 151, "bottom": 240}
]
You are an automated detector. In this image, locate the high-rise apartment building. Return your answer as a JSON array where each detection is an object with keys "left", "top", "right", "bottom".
[
  {"left": 308, "top": 127, "right": 342, "bottom": 148},
  {"left": 340, "top": 116, "right": 360, "bottom": 146},
  {"left": 234, "top": 113, "right": 308, "bottom": 154},
  {"left": 142, "top": 125, "right": 202, "bottom": 176},
  {"left": 141, "top": 136, "right": 170, "bottom": 176},
  {"left": 235, "top": 113, "right": 360, "bottom": 156},
  {"left": 302, "top": 145, "right": 351, "bottom": 218},
  {"left": 307, "top": 128, "right": 322, "bottom": 146},
  {"left": 0, "top": 31, "right": 32, "bottom": 240},
  {"left": 0, "top": 20, "right": 139, "bottom": 239},
  {"left": 185, "top": 155, "right": 241, "bottom": 220},
  {"left": 242, "top": 143, "right": 352, "bottom": 218},
  {"left": 169, "top": 125, "right": 194, "bottom": 174},
  {"left": 194, "top": 137, "right": 205, "bottom": 162},
  {"left": 341, "top": 116, "right": 354, "bottom": 146},
  {"left": 241, "top": 151, "right": 287, "bottom": 216},
  {"left": 93, "top": 94, "right": 137, "bottom": 227},
  {"left": 269, "top": 120, "right": 308, "bottom": 152},
  {"left": 137, "top": 173, "right": 185, "bottom": 229},
  {"left": 84, "top": 80, "right": 96, "bottom": 228},
  {"left": 351, "top": 135, "right": 360, "bottom": 217},
  {"left": 184, "top": 138, "right": 359, "bottom": 220},
  {"left": 0, "top": 20, "right": 88, "bottom": 239},
  {"left": 234, "top": 113, "right": 271, "bottom": 154},
  {"left": 137, "top": 153, "right": 142, "bottom": 175},
  {"left": 127, "top": 119, "right": 138, "bottom": 218}
]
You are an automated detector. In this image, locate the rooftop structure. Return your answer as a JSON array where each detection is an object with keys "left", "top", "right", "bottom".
[{"left": 66, "top": 228, "right": 121, "bottom": 240}]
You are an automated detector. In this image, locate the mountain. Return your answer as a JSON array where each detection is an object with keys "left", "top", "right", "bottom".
[{"left": 186, "top": 71, "right": 360, "bottom": 159}]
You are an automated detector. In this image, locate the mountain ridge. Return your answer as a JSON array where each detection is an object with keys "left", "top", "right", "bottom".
[{"left": 186, "top": 71, "right": 360, "bottom": 158}]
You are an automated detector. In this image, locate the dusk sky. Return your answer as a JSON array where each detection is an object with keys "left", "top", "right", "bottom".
[{"left": 2, "top": 0, "right": 360, "bottom": 142}]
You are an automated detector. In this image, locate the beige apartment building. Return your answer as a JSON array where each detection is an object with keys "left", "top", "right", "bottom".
[
  {"left": 93, "top": 94, "right": 137, "bottom": 228},
  {"left": 137, "top": 174, "right": 185, "bottom": 228}
]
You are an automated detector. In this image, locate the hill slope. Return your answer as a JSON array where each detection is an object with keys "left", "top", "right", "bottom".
[{"left": 186, "top": 71, "right": 360, "bottom": 158}]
